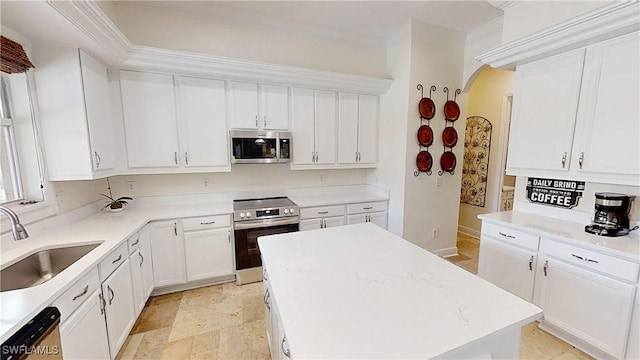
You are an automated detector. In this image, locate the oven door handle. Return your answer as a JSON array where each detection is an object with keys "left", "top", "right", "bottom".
[{"left": 234, "top": 217, "right": 299, "bottom": 230}]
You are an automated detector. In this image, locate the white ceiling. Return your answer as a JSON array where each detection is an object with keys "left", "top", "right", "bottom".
[{"left": 123, "top": 1, "right": 503, "bottom": 49}]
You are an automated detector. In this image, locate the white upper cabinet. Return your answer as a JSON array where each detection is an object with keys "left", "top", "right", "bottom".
[
  {"left": 507, "top": 48, "right": 585, "bottom": 173},
  {"left": 120, "top": 71, "right": 230, "bottom": 173},
  {"left": 33, "top": 47, "right": 116, "bottom": 180},
  {"left": 291, "top": 88, "right": 317, "bottom": 165},
  {"left": 314, "top": 90, "right": 338, "bottom": 165},
  {"left": 507, "top": 32, "right": 640, "bottom": 185},
  {"left": 338, "top": 93, "right": 378, "bottom": 165},
  {"left": 228, "top": 82, "right": 289, "bottom": 130},
  {"left": 291, "top": 88, "right": 337, "bottom": 166},
  {"left": 572, "top": 32, "right": 640, "bottom": 179},
  {"left": 176, "top": 76, "right": 229, "bottom": 169},
  {"left": 120, "top": 71, "right": 180, "bottom": 168}
]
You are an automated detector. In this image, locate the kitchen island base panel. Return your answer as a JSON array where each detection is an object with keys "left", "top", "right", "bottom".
[{"left": 438, "top": 325, "right": 521, "bottom": 359}]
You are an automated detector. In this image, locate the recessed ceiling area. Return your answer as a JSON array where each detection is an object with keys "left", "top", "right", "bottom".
[{"left": 118, "top": 1, "right": 503, "bottom": 49}]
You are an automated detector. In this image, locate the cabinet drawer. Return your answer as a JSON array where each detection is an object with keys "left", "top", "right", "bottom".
[
  {"left": 541, "top": 239, "right": 639, "bottom": 283},
  {"left": 53, "top": 267, "right": 100, "bottom": 323},
  {"left": 98, "top": 243, "right": 128, "bottom": 281},
  {"left": 127, "top": 233, "right": 140, "bottom": 254},
  {"left": 347, "top": 201, "right": 387, "bottom": 215},
  {"left": 300, "top": 205, "right": 345, "bottom": 219},
  {"left": 481, "top": 222, "right": 539, "bottom": 251},
  {"left": 182, "top": 214, "right": 230, "bottom": 231}
]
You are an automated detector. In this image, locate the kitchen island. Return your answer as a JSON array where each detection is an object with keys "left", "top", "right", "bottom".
[{"left": 259, "top": 223, "right": 542, "bottom": 359}]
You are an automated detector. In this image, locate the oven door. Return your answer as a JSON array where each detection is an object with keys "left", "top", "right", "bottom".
[{"left": 234, "top": 218, "right": 299, "bottom": 270}]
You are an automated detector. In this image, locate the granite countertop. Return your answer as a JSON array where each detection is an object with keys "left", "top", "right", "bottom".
[
  {"left": 479, "top": 211, "right": 640, "bottom": 262},
  {"left": 258, "top": 223, "right": 542, "bottom": 359},
  {"left": 0, "top": 187, "right": 388, "bottom": 343}
]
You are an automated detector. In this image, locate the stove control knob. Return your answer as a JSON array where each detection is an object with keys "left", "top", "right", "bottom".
[
  {"left": 289, "top": 208, "right": 295, "bottom": 214},
  {"left": 239, "top": 213, "right": 245, "bottom": 218},
  {"left": 245, "top": 212, "right": 252, "bottom": 218},
  {"left": 284, "top": 209, "right": 290, "bottom": 214}
]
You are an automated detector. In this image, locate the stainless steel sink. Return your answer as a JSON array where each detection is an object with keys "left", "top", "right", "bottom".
[{"left": 0, "top": 243, "right": 101, "bottom": 292}]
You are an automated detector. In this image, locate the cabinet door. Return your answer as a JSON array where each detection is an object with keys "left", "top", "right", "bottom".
[
  {"left": 120, "top": 71, "right": 179, "bottom": 168},
  {"left": 534, "top": 256, "right": 635, "bottom": 358},
  {"left": 102, "top": 259, "right": 136, "bottom": 357},
  {"left": 323, "top": 216, "right": 345, "bottom": 228},
  {"left": 478, "top": 237, "right": 536, "bottom": 302},
  {"left": 346, "top": 214, "right": 367, "bottom": 225},
  {"left": 338, "top": 93, "right": 359, "bottom": 164},
  {"left": 261, "top": 84, "right": 289, "bottom": 130},
  {"left": 357, "top": 94, "right": 378, "bottom": 164},
  {"left": 314, "top": 90, "right": 338, "bottom": 165},
  {"left": 149, "top": 220, "right": 186, "bottom": 287},
  {"left": 139, "top": 226, "right": 154, "bottom": 299},
  {"left": 176, "top": 76, "right": 229, "bottom": 168},
  {"left": 368, "top": 212, "right": 387, "bottom": 229},
  {"left": 573, "top": 32, "right": 640, "bottom": 177},
  {"left": 129, "top": 250, "right": 145, "bottom": 316},
  {"left": 228, "top": 81, "right": 259, "bottom": 129},
  {"left": 300, "top": 218, "right": 323, "bottom": 231},
  {"left": 79, "top": 50, "right": 115, "bottom": 172},
  {"left": 291, "top": 88, "right": 316, "bottom": 165},
  {"left": 507, "top": 49, "right": 585, "bottom": 172},
  {"left": 184, "top": 228, "right": 234, "bottom": 281},
  {"left": 59, "top": 290, "right": 111, "bottom": 360}
]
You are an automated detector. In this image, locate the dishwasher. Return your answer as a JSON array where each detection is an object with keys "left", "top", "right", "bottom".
[{"left": 1, "top": 307, "right": 63, "bottom": 360}]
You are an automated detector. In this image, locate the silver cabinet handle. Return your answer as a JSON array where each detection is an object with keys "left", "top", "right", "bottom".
[
  {"left": 174, "top": 223, "right": 178, "bottom": 236},
  {"left": 315, "top": 152, "right": 319, "bottom": 162},
  {"left": 263, "top": 267, "right": 268, "bottom": 281},
  {"left": 200, "top": 221, "right": 216, "bottom": 225},
  {"left": 174, "top": 152, "right": 178, "bottom": 165},
  {"left": 131, "top": 239, "right": 139, "bottom": 246},
  {"left": 318, "top": 211, "right": 329, "bottom": 215},
  {"left": 571, "top": 253, "right": 599, "bottom": 263},
  {"left": 281, "top": 336, "right": 291, "bottom": 358},
  {"left": 264, "top": 115, "right": 267, "bottom": 127},
  {"left": 578, "top": 152, "right": 584, "bottom": 169},
  {"left": 228, "top": 233, "right": 231, "bottom": 243},
  {"left": 112, "top": 254, "right": 122, "bottom": 264},
  {"left": 139, "top": 252, "right": 144, "bottom": 267},
  {"left": 529, "top": 256, "right": 534, "bottom": 271},
  {"left": 264, "top": 289, "right": 271, "bottom": 311},
  {"left": 108, "top": 285, "right": 115, "bottom": 305},
  {"left": 357, "top": 152, "right": 361, "bottom": 162},
  {"left": 498, "top": 232, "right": 515, "bottom": 239},
  {"left": 99, "top": 293, "right": 106, "bottom": 314},
  {"left": 255, "top": 115, "right": 258, "bottom": 127},
  {"left": 543, "top": 260, "right": 549, "bottom": 276},
  {"left": 73, "top": 285, "right": 89, "bottom": 301},
  {"left": 94, "top": 151, "right": 101, "bottom": 168},
  {"left": 185, "top": 152, "right": 189, "bottom": 165},
  {"left": 323, "top": 219, "right": 327, "bottom": 228},
  {"left": 312, "top": 151, "right": 315, "bottom": 163},
  {"left": 561, "top": 152, "right": 567, "bottom": 168},
  {"left": 355, "top": 152, "right": 358, "bottom": 162},
  {"left": 363, "top": 206, "right": 373, "bottom": 210}
]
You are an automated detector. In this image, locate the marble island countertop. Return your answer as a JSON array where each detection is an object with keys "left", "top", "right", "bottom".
[
  {"left": 0, "top": 186, "right": 389, "bottom": 343},
  {"left": 258, "top": 223, "right": 543, "bottom": 359},
  {"left": 479, "top": 211, "right": 640, "bottom": 261}
]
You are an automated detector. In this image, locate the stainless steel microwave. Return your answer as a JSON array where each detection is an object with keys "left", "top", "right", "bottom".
[{"left": 230, "top": 130, "right": 292, "bottom": 164}]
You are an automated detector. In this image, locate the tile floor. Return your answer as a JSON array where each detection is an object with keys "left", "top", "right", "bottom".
[{"left": 116, "top": 233, "right": 594, "bottom": 360}]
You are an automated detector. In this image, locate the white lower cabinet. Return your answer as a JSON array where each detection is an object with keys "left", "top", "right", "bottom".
[
  {"left": 101, "top": 257, "right": 136, "bottom": 358},
  {"left": 300, "top": 216, "right": 345, "bottom": 231},
  {"left": 149, "top": 220, "right": 187, "bottom": 287},
  {"left": 346, "top": 212, "right": 387, "bottom": 229},
  {"left": 59, "top": 290, "right": 111, "bottom": 360},
  {"left": 264, "top": 272, "right": 290, "bottom": 360},
  {"left": 184, "top": 228, "right": 234, "bottom": 281},
  {"left": 346, "top": 201, "right": 388, "bottom": 230},
  {"left": 534, "top": 238, "right": 636, "bottom": 359}
]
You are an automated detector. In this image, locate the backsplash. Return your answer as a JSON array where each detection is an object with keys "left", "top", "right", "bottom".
[{"left": 513, "top": 176, "right": 640, "bottom": 225}]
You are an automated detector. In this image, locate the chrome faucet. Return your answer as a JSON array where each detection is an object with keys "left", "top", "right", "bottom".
[{"left": 0, "top": 205, "right": 29, "bottom": 240}]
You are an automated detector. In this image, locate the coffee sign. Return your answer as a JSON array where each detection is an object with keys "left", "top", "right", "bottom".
[{"left": 526, "top": 177, "right": 585, "bottom": 209}]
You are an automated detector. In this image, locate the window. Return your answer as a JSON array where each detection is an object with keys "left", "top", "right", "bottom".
[{"left": 0, "top": 74, "right": 24, "bottom": 203}]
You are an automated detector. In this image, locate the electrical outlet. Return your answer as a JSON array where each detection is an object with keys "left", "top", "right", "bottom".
[
  {"left": 203, "top": 178, "right": 210, "bottom": 188},
  {"left": 435, "top": 176, "right": 441, "bottom": 187},
  {"left": 432, "top": 228, "right": 438, "bottom": 239},
  {"left": 127, "top": 181, "right": 136, "bottom": 192}
]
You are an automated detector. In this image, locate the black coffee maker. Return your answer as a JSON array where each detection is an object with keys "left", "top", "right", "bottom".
[{"left": 585, "top": 192, "right": 634, "bottom": 237}]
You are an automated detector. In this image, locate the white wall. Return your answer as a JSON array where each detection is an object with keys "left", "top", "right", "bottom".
[
  {"left": 458, "top": 67, "right": 515, "bottom": 237},
  {"left": 107, "top": 2, "right": 388, "bottom": 78}
]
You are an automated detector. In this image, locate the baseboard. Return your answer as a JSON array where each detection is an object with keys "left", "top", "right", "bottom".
[
  {"left": 151, "top": 275, "right": 237, "bottom": 296},
  {"left": 458, "top": 225, "right": 480, "bottom": 239},
  {"left": 432, "top": 246, "right": 459, "bottom": 258}
]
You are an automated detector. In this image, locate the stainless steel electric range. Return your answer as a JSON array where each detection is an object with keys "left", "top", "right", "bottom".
[{"left": 233, "top": 197, "right": 299, "bottom": 285}]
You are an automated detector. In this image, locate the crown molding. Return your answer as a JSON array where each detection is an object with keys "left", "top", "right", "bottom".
[
  {"left": 47, "top": 1, "right": 391, "bottom": 94},
  {"left": 123, "top": 46, "right": 393, "bottom": 94},
  {"left": 47, "top": 1, "right": 131, "bottom": 65},
  {"left": 476, "top": 1, "right": 640, "bottom": 69}
]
